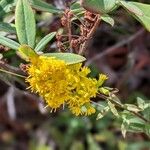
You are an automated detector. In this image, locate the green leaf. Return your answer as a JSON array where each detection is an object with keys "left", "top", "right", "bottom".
[
  {"left": 145, "top": 124, "right": 150, "bottom": 137},
  {"left": 124, "top": 2, "right": 150, "bottom": 32},
  {"left": 71, "top": 2, "right": 84, "bottom": 14},
  {"left": 70, "top": 141, "right": 84, "bottom": 150},
  {"left": 96, "top": 106, "right": 110, "bottom": 120},
  {"left": 0, "top": 35, "right": 20, "bottom": 50},
  {"left": 121, "top": 120, "right": 129, "bottom": 138},
  {"left": 108, "top": 101, "right": 119, "bottom": 117},
  {"left": 70, "top": 2, "right": 85, "bottom": 21},
  {"left": 101, "top": 15, "right": 114, "bottom": 26},
  {"left": 119, "top": 1, "right": 143, "bottom": 16},
  {"left": 0, "top": 22, "right": 16, "bottom": 33},
  {"left": 18, "top": 45, "right": 38, "bottom": 61},
  {"left": 43, "top": 53, "right": 86, "bottom": 65},
  {"left": 15, "top": 0, "right": 36, "bottom": 48},
  {"left": 121, "top": 114, "right": 131, "bottom": 138},
  {"left": 0, "top": 0, "right": 16, "bottom": 16},
  {"left": 87, "top": 134, "right": 100, "bottom": 150},
  {"left": 35, "top": 32, "right": 56, "bottom": 52},
  {"left": 143, "top": 107, "right": 150, "bottom": 121},
  {"left": 129, "top": 123, "right": 145, "bottom": 133},
  {"left": 125, "top": 104, "right": 142, "bottom": 113},
  {"left": 3, "top": 49, "right": 16, "bottom": 58},
  {"left": 81, "top": 0, "right": 117, "bottom": 14},
  {"left": 137, "top": 97, "right": 145, "bottom": 110},
  {"left": 29, "top": 0, "right": 62, "bottom": 14}
]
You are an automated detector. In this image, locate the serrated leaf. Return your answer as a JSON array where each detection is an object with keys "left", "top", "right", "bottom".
[
  {"left": 35, "top": 32, "right": 56, "bottom": 52},
  {"left": 15, "top": 0, "right": 36, "bottom": 48},
  {"left": 0, "top": 35, "right": 20, "bottom": 50},
  {"left": 125, "top": 2, "right": 150, "bottom": 32},
  {"left": 0, "top": 22, "right": 16, "bottom": 33},
  {"left": 81, "top": 0, "right": 117, "bottom": 14},
  {"left": 101, "top": 15, "right": 114, "bottom": 26},
  {"left": 29, "top": 0, "right": 62, "bottom": 14},
  {"left": 120, "top": 1, "right": 143, "bottom": 16},
  {"left": 42, "top": 53, "right": 86, "bottom": 65},
  {"left": 18, "top": 45, "right": 38, "bottom": 61},
  {"left": 108, "top": 101, "right": 119, "bottom": 117}
]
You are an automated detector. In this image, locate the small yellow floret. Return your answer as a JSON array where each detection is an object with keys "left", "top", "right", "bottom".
[{"left": 26, "top": 56, "right": 108, "bottom": 116}]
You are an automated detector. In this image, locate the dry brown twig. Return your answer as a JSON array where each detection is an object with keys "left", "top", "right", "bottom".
[
  {"left": 85, "top": 29, "right": 145, "bottom": 66},
  {"left": 57, "top": 9, "right": 101, "bottom": 54}
]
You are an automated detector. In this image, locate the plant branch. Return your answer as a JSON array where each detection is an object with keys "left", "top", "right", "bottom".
[
  {"left": 97, "top": 93, "right": 150, "bottom": 124},
  {"left": 85, "top": 29, "right": 145, "bottom": 66},
  {"left": 0, "top": 61, "right": 26, "bottom": 78},
  {"left": 79, "top": 14, "right": 101, "bottom": 55}
]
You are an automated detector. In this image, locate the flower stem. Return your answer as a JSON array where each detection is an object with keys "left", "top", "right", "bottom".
[{"left": 0, "top": 68, "right": 26, "bottom": 78}]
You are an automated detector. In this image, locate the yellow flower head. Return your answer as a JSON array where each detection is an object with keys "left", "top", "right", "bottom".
[
  {"left": 26, "top": 56, "right": 108, "bottom": 116},
  {"left": 26, "top": 56, "right": 69, "bottom": 109}
]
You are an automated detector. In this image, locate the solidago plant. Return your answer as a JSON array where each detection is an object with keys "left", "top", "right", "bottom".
[
  {"left": 0, "top": 0, "right": 150, "bottom": 137},
  {"left": 26, "top": 50, "right": 108, "bottom": 116}
]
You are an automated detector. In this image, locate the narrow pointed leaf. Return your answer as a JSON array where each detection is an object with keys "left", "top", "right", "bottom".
[
  {"left": 0, "top": 22, "right": 16, "bottom": 33},
  {"left": 29, "top": 0, "right": 62, "bottom": 14},
  {"left": 125, "top": 104, "right": 141, "bottom": 113},
  {"left": 15, "top": 0, "right": 36, "bottom": 48},
  {"left": 108, "top": 101, "right": 119, "bottom": 117},
  {"left": 96, "top": 106, "right": 110, "bottom": 120},
  {"left": 43, "top": 53, "right": 86, "bottom": 65},
  {"left": 0, "top": 35, "right": 20, "bottom": 50},
  {"left": 35, "top": 32, "right": 56, "bottom": 52}
]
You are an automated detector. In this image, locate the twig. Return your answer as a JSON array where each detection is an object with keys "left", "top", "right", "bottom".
[
  {"left": 0, "top": 68, "right": 26, "bottom": 78},
  {"left": 72, "top": 13, "right": 86, "bottom": 27},
  {"left": 85, "top": 29, "right": 145, "bottom": 66},
  {"left": 0, "top": 60, "right": 26, "bottom": 77},
  {"left": 79, "top": 14, "right": 101, "bottom": 55},
  {"left": 67, "top": 14, "right": 73, "bottom": 53},
  {"left": 61, "top": 34, "right": 80, "bottom": 38}
]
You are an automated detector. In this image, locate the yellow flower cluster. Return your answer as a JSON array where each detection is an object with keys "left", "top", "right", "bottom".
[{"left": 26, "top": 56, "right": 108, "bottom": 116}]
